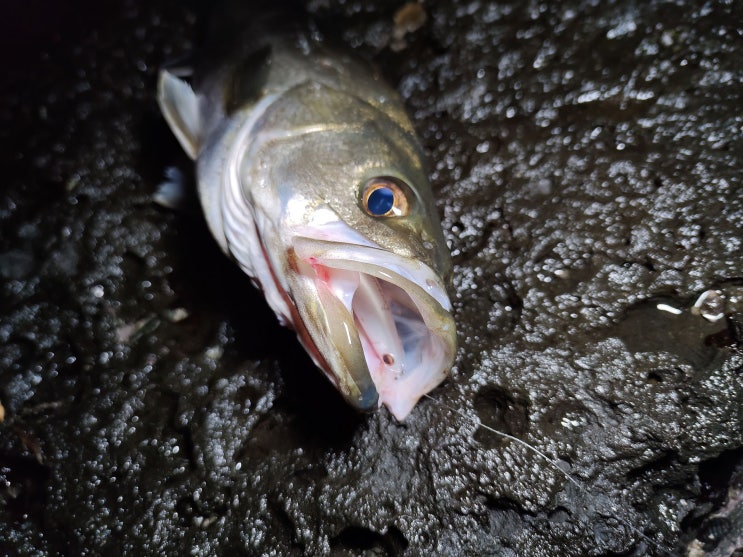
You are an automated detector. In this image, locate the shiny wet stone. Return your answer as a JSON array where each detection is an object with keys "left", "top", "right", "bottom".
[{"left": 1, "top": 1, "right": 742, "bottom": 555}]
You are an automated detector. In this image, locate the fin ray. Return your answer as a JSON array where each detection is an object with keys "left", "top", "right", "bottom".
[{"left": 157, "top": 70, "right": 202, "bottom": 159}]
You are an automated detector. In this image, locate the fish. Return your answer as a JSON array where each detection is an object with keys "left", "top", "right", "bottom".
[{"left": 156, "top": 4, "right": 456, "bottom": 420}]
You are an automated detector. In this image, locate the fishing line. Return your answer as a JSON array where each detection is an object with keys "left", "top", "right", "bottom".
[{"left": 423, "top": 393, "right": 673, "bottom": 556}]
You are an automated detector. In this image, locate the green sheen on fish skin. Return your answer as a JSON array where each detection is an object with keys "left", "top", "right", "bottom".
[{"left": 157, "top": 23, "right": 456, "bottom": 420}]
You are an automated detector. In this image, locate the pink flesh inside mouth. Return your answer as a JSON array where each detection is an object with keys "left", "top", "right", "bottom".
[{"left": 296, "top": 241, "right": 454, "bottom": 420}]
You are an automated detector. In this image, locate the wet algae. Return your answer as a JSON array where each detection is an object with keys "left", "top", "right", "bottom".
[{"left": 1, "top": 0, "right": 742, "bottom": 555}]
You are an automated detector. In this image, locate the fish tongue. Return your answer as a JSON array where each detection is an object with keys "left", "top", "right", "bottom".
[{"left": 353, "top": 274, "right": 405, "bottom": 378}]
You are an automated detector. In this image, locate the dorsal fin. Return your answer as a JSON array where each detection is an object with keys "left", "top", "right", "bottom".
[
  {"left": 157, "top": 70, "right": 202, "bottom": 159},
  {"left": 224, "top": 44, "right": 273, "bottom": 114}
]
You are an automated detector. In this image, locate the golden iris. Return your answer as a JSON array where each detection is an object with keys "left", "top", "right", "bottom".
[{"left": 361, "top": 178, "right": 409, "bottom": 217}]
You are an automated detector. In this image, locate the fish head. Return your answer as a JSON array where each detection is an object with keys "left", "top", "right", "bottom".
[
  {"left": 230, "top": 83, "right": 456, "bottom": 420},
  {"left": 258, "top": 121, "right": 454, "bottom": 420}
]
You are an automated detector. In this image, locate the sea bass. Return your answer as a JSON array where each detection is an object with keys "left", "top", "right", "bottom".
[{"left": 156, "top": 10, "right": 456, "bottom": 420}]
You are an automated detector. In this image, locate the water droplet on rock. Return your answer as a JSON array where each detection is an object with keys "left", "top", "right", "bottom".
[{"left": 692, "top": 289, "right": 725, "bottom": 322}]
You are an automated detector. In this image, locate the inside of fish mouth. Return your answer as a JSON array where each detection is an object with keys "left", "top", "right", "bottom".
[{"left": 325, "top": 266, "right": 432, "bottom": 385}]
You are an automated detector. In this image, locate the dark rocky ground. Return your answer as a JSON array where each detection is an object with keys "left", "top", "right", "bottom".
[{"left": 1, "top": 0, "right": 742, "bottom": 555}]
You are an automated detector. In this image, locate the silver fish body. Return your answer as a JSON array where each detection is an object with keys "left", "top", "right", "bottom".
[{"left": 157, "top": 26, "right": 456, "bottom": 420}]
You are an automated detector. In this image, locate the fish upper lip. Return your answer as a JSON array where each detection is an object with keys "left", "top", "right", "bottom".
[
  {"left": 292, "top": 237, "right": 453, "bottom": 311},
  {"left": 290, "top": 236, "right": 456, "bottom": 420}
]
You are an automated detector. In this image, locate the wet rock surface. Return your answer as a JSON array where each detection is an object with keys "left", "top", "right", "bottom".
[{"left": 1, "top": 0, "right": 742, "bottom": 555}]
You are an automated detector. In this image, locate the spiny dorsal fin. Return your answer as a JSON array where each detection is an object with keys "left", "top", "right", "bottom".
[
  {"left": 157, "top": 70, "right": 202, "bottom": 159},
  {"left": 224, "top": 44, "right": 273, "bottom": 114}
]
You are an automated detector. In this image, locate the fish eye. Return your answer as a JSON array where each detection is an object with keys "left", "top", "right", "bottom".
[{"left": 361, "top": 177, "right": 410, "bottom": 217}]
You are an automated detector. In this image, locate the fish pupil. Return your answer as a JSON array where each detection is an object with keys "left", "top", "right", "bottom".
[{"left": 367, "top": 187, "right": 395, "bottom": 215}]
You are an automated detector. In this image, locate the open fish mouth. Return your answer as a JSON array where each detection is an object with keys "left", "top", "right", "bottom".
[{"left": 288, "top": 236, "right": 456, "bottom": 421}]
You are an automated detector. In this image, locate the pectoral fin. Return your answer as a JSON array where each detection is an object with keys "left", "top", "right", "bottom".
[{"left": 157, "top": 70, "right": 202, "bottom": 159}]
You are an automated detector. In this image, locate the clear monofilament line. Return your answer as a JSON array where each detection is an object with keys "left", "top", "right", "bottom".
[{"left": 423, "top": 393, "right": 672, "bottom": 556}]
